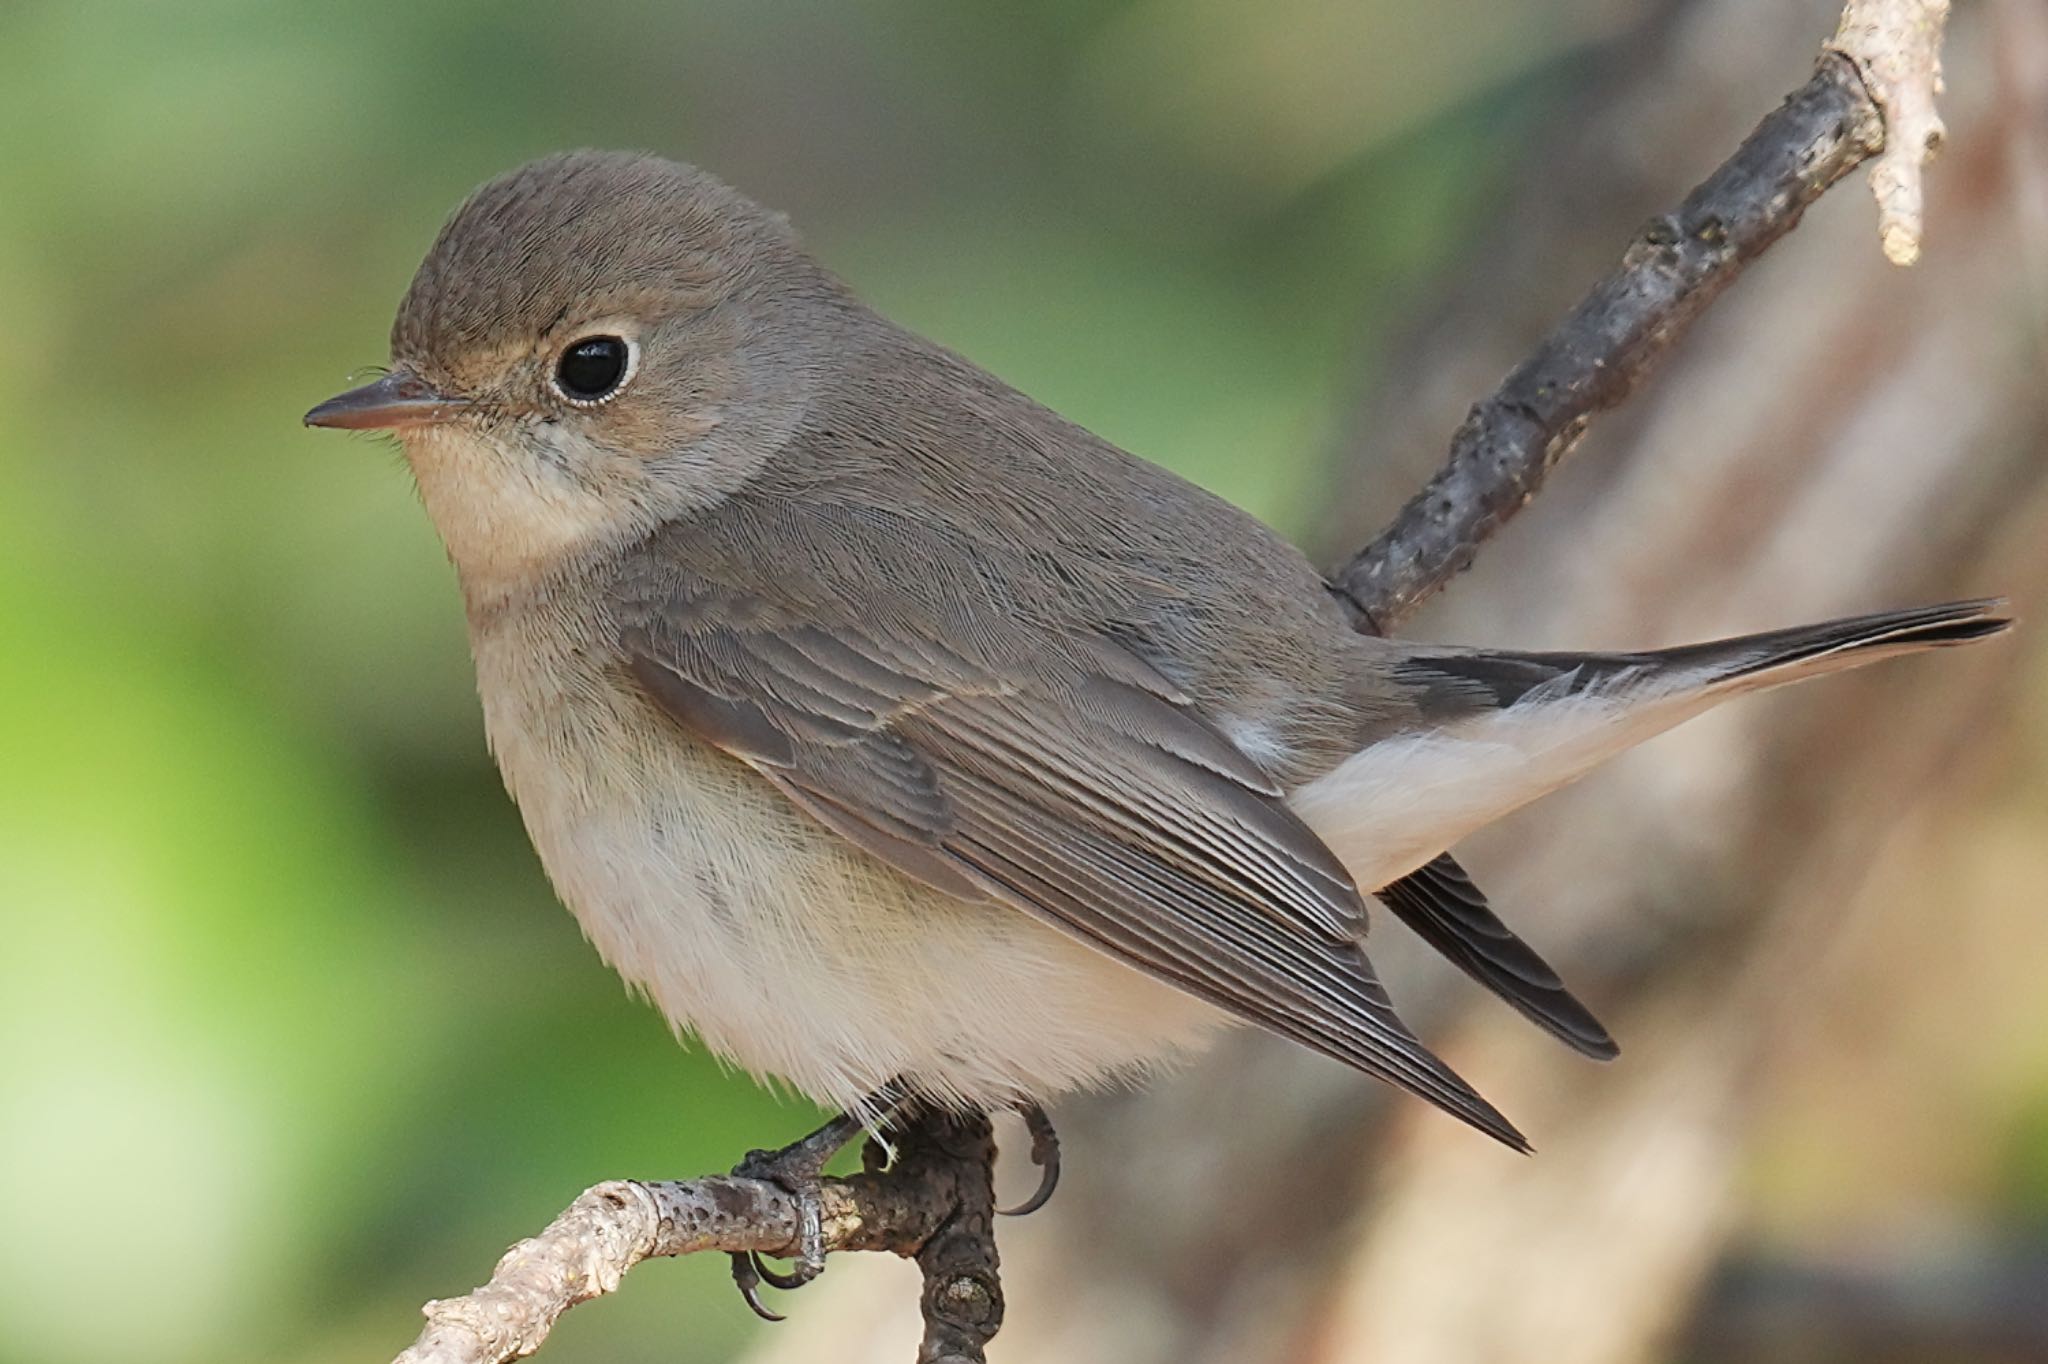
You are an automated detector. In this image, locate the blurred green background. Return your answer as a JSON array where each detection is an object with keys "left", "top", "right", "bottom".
[{"left": 1, "top": 2, "right": 2040, "bottom": 1363}]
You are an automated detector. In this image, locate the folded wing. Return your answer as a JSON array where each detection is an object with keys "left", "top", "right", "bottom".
[{"left": 622, "top": 589, "right": 1527, "bottom": 1149}]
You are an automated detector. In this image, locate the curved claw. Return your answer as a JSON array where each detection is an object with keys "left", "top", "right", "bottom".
[
  {"left": 750, "top": 1252, "right": 821, "bottom": 1292},
  {"left": 999, "top": 1102, "right": 1061, "bottom": 1217},
  {"left": 720, "top": 1082, "right": 914, "bottom": 1322},
  {"left": 729, "top": 1252, "right": 786, "bottom": 1323}
]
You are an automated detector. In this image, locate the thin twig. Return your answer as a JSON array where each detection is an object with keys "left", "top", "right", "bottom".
[
  {"left": 381, "top": 5, "right": 1953, "bottom": 1362},
  {"left": 1333, "top": 23, "right": 1946, "bottom": 630}
]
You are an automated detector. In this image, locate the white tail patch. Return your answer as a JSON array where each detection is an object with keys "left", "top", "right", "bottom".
[{"left": 1288, "top": 668, "right": 1717, "bottom": 891}]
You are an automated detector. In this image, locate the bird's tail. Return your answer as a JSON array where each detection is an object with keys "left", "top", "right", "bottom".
[
  {"left": 1294, "top": 600, "right": 2014, "bottom": 895},
  {"left": 1624, "top": 598, "right": 2012, "bottom": 698}
]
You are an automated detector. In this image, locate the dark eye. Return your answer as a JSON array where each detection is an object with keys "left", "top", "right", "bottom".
[{"left": 553, "top": 335, "right": 633, "bottom": 404}]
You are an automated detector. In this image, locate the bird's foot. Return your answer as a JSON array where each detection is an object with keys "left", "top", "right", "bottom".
[
  {"left": 998, "top": 1101, "right": 1060, "bottom": 1217},
  {"left": 727, "top": 1084, "right": 910, "bottom": 1321}
]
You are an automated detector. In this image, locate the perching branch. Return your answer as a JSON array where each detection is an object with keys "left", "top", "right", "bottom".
[
  {"left": 381, "top": 6, "right": 1952, "bottom": 1363},
  {"left": 394, "top": 1110, "right": 999, "bottom": 1364}
]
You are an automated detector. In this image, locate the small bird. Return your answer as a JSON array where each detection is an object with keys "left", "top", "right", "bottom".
[{"left": 307, "top": 150, "right": 2006, "bottom": 1178}]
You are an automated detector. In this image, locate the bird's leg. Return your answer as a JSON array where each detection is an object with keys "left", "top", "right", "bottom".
[
  {"left": 998, "top": 1101, "right": 1061, "bottom": 1217},
  {"left": 727, "top": 1080, "right": 913, "bottom": 1320}
]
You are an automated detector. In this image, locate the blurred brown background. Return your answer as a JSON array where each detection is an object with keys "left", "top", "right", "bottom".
[{"left": 1, "top": 1, "right": 2042, "bottom": 1362}]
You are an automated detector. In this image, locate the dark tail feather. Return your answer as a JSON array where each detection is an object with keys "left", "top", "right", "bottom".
[
  {"left": 1378, "top": 854, "right": 1618, "bottom": 1061},
  {"left": 1655, "top": 598, "right": 2013, "bottom": 691},
  {"left": 1404, "top": 599, "right": 2013, "bottom": 710}
]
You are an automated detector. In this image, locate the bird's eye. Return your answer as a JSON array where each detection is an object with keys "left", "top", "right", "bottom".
[{"left": 552, "top": 335, "right": 634, "bottom": 405}]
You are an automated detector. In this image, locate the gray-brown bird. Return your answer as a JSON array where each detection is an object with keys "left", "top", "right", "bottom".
[{"left": 306, "top": 150, "right": 2006, "bottom": 1191}]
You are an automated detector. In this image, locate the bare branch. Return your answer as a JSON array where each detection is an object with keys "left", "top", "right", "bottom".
[
  {"left": 904, "top": 1112, "right": 1004, "bottom": 1364},
  {"left": 1828, "top": 0, "right": 1951, "bottom": 265},
  {"left": 1333, "top": 2, "right": 1952, "bottom": 630},
  {"left": 379, "top": 4, "right": 1957, "bottom": 1363},
  {"left": 390, "top": 1110, "right": 997, "bottom": 1364}
]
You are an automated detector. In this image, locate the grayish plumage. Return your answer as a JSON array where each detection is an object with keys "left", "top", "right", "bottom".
[{"left": 308, "top": 150, "right": 2011, "bottom": 1149}]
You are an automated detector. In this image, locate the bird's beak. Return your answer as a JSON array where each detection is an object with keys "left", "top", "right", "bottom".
[{"left": 303, "top": 369, "right": 469, "bottom": 431}]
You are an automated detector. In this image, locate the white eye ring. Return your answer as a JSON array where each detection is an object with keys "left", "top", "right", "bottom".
[{"left": 550, "top": 334, "right": 639, "bottom": 407}]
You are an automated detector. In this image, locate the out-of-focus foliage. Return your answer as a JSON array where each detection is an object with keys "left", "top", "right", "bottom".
[{"left": 0, "top": 3, "right": 2040, "bottom": 1364}]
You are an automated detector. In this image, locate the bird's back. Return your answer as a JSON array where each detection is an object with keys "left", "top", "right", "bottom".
[{"left": 655, "top": 308, "right": 1388, "bottom": 790}]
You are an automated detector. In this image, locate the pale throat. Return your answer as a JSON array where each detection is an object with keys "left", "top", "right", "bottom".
[{"left": 401, "top": 423, "right": 648, "bottom": 610}]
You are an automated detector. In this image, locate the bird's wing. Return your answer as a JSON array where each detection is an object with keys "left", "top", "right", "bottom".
[
  {"left": 620, "top": 584, "right": 1525, "bottom": 1149},
  {"left": 1376, "top": 854, "right": 1616, "bottom": 1060}
]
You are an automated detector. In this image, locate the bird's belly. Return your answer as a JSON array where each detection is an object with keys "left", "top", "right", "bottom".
[{"left": 485, "top": 680, "right": 1227, "bottom": 1112}]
